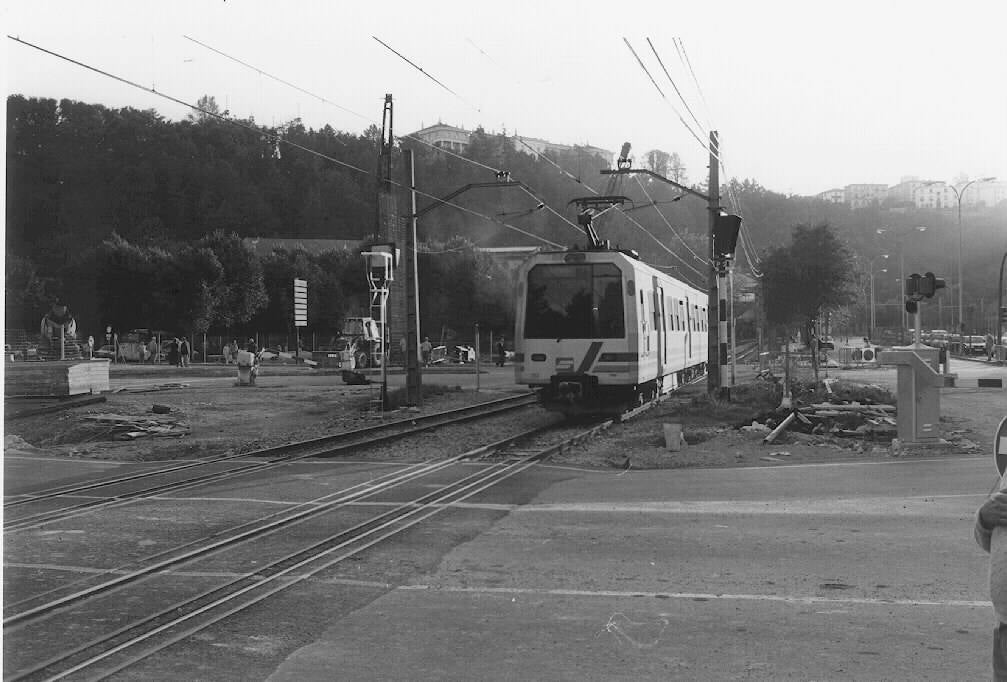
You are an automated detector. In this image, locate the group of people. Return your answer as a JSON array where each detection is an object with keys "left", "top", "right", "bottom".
[{"left": 401, "top": 336, "right": 508, "bottom": 368}]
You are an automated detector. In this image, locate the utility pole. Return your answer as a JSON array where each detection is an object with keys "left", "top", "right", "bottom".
[
  {"left": 404, "top": 149, "right": 423, "bottom": 406},
  {"left": 707, "top": 130, "right": 721, "bottom": 397}
]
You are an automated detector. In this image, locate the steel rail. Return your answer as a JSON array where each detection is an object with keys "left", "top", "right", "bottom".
[
  {"left": 9, "top": 422, "right": 587, "bottom": 681},
  {"left": 4, "top": 422, "right": 554, "bottom": 628},
  {"left": 4, "top": 394, "right": 537, "bottom": 532},
  {"left": 4, "top": 393, "right": 535, "bottom": 508}
]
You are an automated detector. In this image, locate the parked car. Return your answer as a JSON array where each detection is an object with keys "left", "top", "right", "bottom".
[{"left": 965, "top": 335, "right": 987, "bottom": 355}]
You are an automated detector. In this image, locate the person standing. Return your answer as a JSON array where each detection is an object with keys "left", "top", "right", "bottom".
[
  {"left": 179, "top": 337, "right": 191, "bottom": 368},
  {"left": 420, "top": 336, "right": 432, "bottom": 367},
  {"left": 168, "top": 338, "right": 180, "bottom": 367},
  {"left": 147, "top": 337, "right": 159, "bottom": 364},
  {"left": 495, "top": 336, "right": 506, "bottom": 367},
  {"left": 976, "top": 472, "right": 1007, "bottom": 679}
]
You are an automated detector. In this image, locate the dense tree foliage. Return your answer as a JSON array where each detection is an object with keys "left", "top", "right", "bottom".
[
  {"left": 7, "top": 94, "right": 1006, "bottom": 340},
  {"left": 762, "top": 224, "right": 856, "bottom": 341}
]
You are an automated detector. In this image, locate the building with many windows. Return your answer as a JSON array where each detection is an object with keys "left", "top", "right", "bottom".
[
  {"left": 844, "top": 184, "right": 889, "bottom": 209},
  {"left": 817, "top": 188, "right": 844, "bottom": 203},
  {"left": 410, "top": 123, "right": 613, "bottom": 165},
  {"left": 913, "top": 181, "right": 954, "bottom": 209}
]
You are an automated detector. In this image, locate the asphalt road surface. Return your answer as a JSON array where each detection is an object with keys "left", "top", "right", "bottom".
[{"left": 8, "top": 449, "right": 1002, "bottom": 680}]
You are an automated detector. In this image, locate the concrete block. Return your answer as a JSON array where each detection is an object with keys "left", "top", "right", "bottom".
[{"left": 663, "top": 423, "right": 685, "bottom": 451}]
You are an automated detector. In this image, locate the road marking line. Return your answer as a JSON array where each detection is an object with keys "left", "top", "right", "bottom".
[
  {"left": 399, "top": 584, "right": 991, "bottom": 608},
  {"left": 734, "top": 456, "right": 985, "bottom": 471},
  {"left": 511, "top": 497, "right": 983, "bottom": 514}
]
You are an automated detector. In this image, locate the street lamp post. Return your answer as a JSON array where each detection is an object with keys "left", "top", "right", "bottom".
[
  {"left": 876, "top": 226, "right": 927, "bottom": 344},
  {"left": 949, "top": 177, "right": 996, "bottom": 338},
  {"left": 868, "top": 259, "right": 889, "bottom": 340}
]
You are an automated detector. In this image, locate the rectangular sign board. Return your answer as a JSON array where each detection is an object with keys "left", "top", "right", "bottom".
[{"left": 293, "top": 278, "right": 308, "bottom": 327}]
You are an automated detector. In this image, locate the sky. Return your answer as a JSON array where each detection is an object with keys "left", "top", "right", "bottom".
[{"left": 5, "top": 0, "right": 1007, "bottom": 197}]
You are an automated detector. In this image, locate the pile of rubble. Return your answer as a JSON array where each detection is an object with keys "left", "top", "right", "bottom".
[
  {"left": 740, "top": 379, "right": 898, "bottom": 446},
  {"left": 744, "top": 401, "right": 897, "bottom": 445},
  {"left": 81, "top": 409, "right": 190, "bottom": 440}
]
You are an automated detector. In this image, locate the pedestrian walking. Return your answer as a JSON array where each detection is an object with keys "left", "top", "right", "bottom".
[
  {"left": 147, "top": 338, "right": 159, "bottom": 364},
  {"left": 179, "top": 337, "right": 191, "bottom": 368}
]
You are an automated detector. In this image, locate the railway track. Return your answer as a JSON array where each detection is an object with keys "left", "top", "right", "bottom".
[
  {"left": 3, "top": 393, "right": 537, "bottom": 533},
  {"left": 4, "top": 418, "right": 612, "bottom": 681}
]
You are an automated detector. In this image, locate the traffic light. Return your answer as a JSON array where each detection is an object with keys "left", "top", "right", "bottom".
[
  {"left": 905, "top": 273, "right": 921, "bottom": 297},
  {"left": 919, "top": 272, "right": 945, "bottom": 298},
  {"left": 713, "top": 213, "right": 742, "bottom": 259},
  {"left": 1001, "top": 306, "right": 1007, "bottom": 323}
]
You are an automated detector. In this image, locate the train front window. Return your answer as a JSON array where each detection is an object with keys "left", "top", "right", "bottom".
[{"left": 525, "top": 263, "right": 624, "bottom": 339}]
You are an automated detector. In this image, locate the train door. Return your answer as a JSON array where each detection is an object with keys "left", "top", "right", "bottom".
[
  {"left": 684, "top": 296, "right": 693, "bottom": 359},
  {"left": 652, "top": 278, "right": 665, "bottom": 377}
]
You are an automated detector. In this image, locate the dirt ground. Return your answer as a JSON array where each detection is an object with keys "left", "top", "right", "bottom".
[
  {"left": 3, "top": 364, "right": 1004, "bottom": 469},
  {"left": 3, "top": 366, "right": 493, "bottom": 462}
]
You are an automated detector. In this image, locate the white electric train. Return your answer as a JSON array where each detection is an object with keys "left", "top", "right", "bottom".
[{"left": 513, "top": 246, "right": 709, "bottom": 415}]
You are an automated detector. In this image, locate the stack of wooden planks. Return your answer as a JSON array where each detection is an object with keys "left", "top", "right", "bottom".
[{"left": 5, "top": 360, "right": 110, "bottom": 397}]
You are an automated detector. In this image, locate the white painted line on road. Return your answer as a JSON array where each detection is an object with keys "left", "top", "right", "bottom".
[
  {"left": 727, "top": 456, "right": 985, "bottom": 471},
  {"left": 513, "top": 496, "right": 983, "bottom": 515},
  {"left": 400, "top": 584, "right": 991, "bottom": 609}
]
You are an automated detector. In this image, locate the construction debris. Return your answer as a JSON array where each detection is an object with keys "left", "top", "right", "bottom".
[
  {"left": 81, "top": 413, "right": 190, "bottom": 440},
  {"left": 742, "top": 383, "right": 900, "bottom": 447}
]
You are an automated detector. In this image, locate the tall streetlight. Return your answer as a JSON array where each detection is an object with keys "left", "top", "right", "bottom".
[
  {"left": 949, "top": 177, "right": 996, "bottom": 337},
  {"left": 876, "top": 226, "right": 927, "bottom": 344},
  {"left": 867, "top": 255, "right": 889, "bottom": 340}
]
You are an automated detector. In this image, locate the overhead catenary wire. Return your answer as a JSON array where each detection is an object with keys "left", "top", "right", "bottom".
[
  {"left": 7, "top": 35, "right": 566, "bottom": 250},
  {"left": 182, "top": 34, "right": 586, "bottom": 237},
  {"left": 632, "top": 175, "right": 707, "bottom": 265},
  {"left": 622, "top": 37, "right": 715, "bottom": 160},
  {"left": 184, "top": 34, "right": 501, "bottom": 174},
  {"left": 676, "top": 38, "right": 715, "bottom": 134},
  {"left": 612, "top": 208, "right": 706, "bottom": 285},
  {"left": 372, "top": 36, "right": 481, "bottom": 113},
  {"left": 645, "top": 38, "right": 708, "bottom": 141}
]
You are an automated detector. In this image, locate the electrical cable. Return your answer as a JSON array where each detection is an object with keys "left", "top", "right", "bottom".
[
  {"left": 612, "top": 208, "right": 706, "bottom": 283},
  {"left": 676, "top": 38, "right": 715, "bottom": 133},
  {"left": 513, "top": 137, "right": 601, "bottom": 196},
  {"left": 632, "top": 176, "right": 707, "bottom": 265},
  {"left": 8, "top": 35, "right": 566, "bottom": 251},
  {"left": 623, "top": 37, "right": 715, "bottom": 159},
  {"left": 372, "top": 36, "right": 481, "bottom": 113},
  {"left": 182, "top": 34, "right": 583, "bottom": 237},
  {"left": 646, "top": 38, "right": 708, "bottom": 140}
]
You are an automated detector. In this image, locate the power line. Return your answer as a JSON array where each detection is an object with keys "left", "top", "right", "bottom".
[
  {"left": 613, "top": 207, "right": 707, "bottom": 284},
  {"left": 7, "top": 35, "right": 566, "bottom": 251},
  {"left": 676, "top": 38, "right": 715, "bottom": 132},
  {"left": 183, "top": 35, "right": 370, "bottom": 128},
  {"left": 633, "top": 175, "right": 707, "bottom": 265},
  {"left": 646, "top": 38, "right": 707, "bottom": 140},
  {"left": 372, "top": 36, "right": 481, "bottom": 113},
  {"left": 622, "top": 37, "right": 715, "bottom": 159}
]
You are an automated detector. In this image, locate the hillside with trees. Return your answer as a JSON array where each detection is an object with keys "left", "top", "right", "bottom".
[{"left": 7, "top": 94, "right": 1007, "bottom": 341}]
